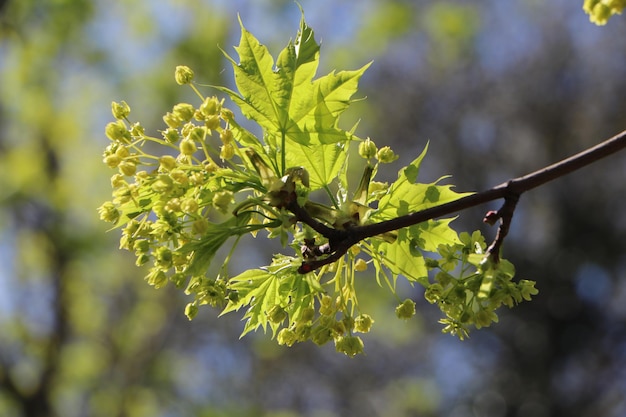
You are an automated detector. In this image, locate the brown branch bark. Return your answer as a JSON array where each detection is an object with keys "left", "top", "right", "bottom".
[{"left": 296, "top": 129, "right": 626, "bottom": 273}]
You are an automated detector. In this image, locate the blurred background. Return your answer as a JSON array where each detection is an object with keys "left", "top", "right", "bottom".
[{"left": 1, "top": 0, "right": 626, "bottom": 416}]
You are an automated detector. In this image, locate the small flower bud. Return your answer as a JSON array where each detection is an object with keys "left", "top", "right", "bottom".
[
  {"left": 424, "top": 283, "right": 444, "bottom": 304},
  {"left": 358, "top": 138, "right": 378, "bottom": 159},
  {"left": 119, "top": 160, "right": 137, "bottom": 176},
  {"left": 162, "top": 128, "right": 180, "bottom": 144},
  {"left": 199, "top": 96, "right": 220, "bottom": 116},
  {"left": 170, "top": 169, "right": 188, "bottom": 184},
  {"left": 173, "top": 103, "right": 195, "bottom": 122},
  {"left": 179, "top": 138, "right": 197, "bottom": 156},
  {"left": 170, "top": 272, "right": 186, "bottom": 289},
  {"left": 220, "top": 143, "right": 235, "bottom": 160},
  {"left": 205, "top": 115, "right": 221, "bottom": 130},
  {"left": 159, "top": 155, "right": 177, "bottom": 171},
  {"left": 111, "top": 101, "right": 130, "bottom": 119},
  {"left": 175, "top": 65, "right": 194, "bottom": 85},
  {"left": 220, "top": 129, "right": 233, "bottom": 144},
  {"left": 164, "top": 198, "right": 181, "bottom": 213},
  {"left": 98, "top": 201, "right": 120, "bottom": 223},
  {"left": 145, "top": 268, "right": 168, "bottom": 289},
  {"left": 110, "top": 174, "right": 126, "bottom": 188},
  {"left": 212, "top": 190, "right": 233, "bottom": 213},
  {"left": 376, "top": 146, "right": 399, "bottom": 163},
  {"left": 105, "top": 120, "right": 131, "bottom": 142},
  {"left": 395, "top": 298, "right": 416, "bottom": 319},
  {"left": 130, "top": 122, "right": 144, "bottom": 137},
  {"left": 277, "top": 328, "right": 297, "bottom": 347},
  {"left": 133, "top": 239, "right": 150, "bottom": 253},
  {"left": 268, "top": 305, "right": 287, "bottom": 324},
  {"left": 335, "top": 335, "right": 364, "bottom": 357},
  {"left": 311, "top": 326, "right": 333, "bottom": 346},
  {"left": 220, "top": 108, "right": 234, "bottom": 121},
  {"left": 135, "top": 253, "right": 150, "bottom": 266},
  {"left": 151, "top": 174, "right": 174, "bottom": 193},
  {"left": 354, "top": 258, "right": 368, "bottom": 272},
  {"left": 185, "top": 302, "right": 199, "bottom": 320},
  {"left": 155, "top": 247, "right": 173, "bottom": 269},
  {"left": 103, "top": 154, "right": 121, "bottom": 168},
  {"left": 187, "top": 126, "right": 206, "bottom": 142},
  {"left": 301, "top": 307, "right": 315, "bottom": 322},
  {"left": 163, "top": 112, "right": 183, "bottom": 129},
  {"left": 354, "top": 314, "right": 374, "bottom": 333},
  {"left": 181, "top": 198, "right": 198, "bottom": 213}
]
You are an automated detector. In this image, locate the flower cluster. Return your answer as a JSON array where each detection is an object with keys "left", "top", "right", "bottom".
[
  {"left": 583, "top": 0, "right": 626, "bottom": 25},
  {"left": 98, "top": 66, "right": 255, "bottom": 309},
  {"left": 423, "top": 231, "right": 538, "bottom": 339}
]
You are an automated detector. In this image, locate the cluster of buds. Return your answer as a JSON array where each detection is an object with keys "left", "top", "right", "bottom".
[{"left": 98, "top": 66, "right": 247, "bottom": 309}]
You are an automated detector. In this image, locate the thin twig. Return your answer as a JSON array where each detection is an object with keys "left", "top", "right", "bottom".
[{"left": 294, "top": 129, "right": 626, "bottom": 273}]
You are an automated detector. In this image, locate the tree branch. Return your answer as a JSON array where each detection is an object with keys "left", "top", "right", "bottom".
[{"left": 297, "top": 129, "right": 626, "bottom": 273}]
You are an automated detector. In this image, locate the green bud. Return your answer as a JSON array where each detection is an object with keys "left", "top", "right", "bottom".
[
  {"left": 98, "top": 201, "right": 119, "bottom": 223},
  {"left": 133, "top": 239, "right": 150, "bottom": 253},
  {"left": 130, "top": 122, "right": 144, "bottom": 137},
  {"left": 205, "top": 115, "right": 221, "bottom": 130},
  {"left": 179, "top": 138, "right": 197, "bottom": 156},
  {"left": 135, "top": 253, "right": 150, "bottom": 266},
  {"left": 159, "top": 155, "right": 177, "bottom": 171},
  {"left": 118, "top": 160, "right": 137, "bottom": 176},
  {"left": 170, "top": 272, "right": 187, "bottom": 289},
  {"left": 175, "top": 65, "right": 194, "bottom": 85},
  {"left": 376, "top": 146, "right": 399, "bottom": 163},
  {"left": 145, "top": 268, "right": 168, "bottom": 289},
  {"left": 277, "top": 328, "right": 297, "bottom": 347},
  {"left": 187, "top": 126, "right": 205, "bottom": 142},
  {"left": 220, "top": 143, "right": 235, "bottom": 160},
  {"left": 181, "top": 198, "right": 198, "bottom": 213},
  {"left": 103, "top": 154, "right": 121, "bottom": 168},
  {"left": 212, "top": 190, "right": 233, "bottom": 213},
  {"left": 173, "top": 103, "right": 195, "bottom": 122},
  {"left": 220, "top": 129, "right": 233, "bottom": 144},
  {"left": 335, "top": 335, "right": 364, "bottom": 357},
  {"left": 301, "top": 307, "right": 315, "bottom": 322},
  {"left": 199, "top": 96, "right": 220, "bottom": 117},
  {"left": 110, "top": 174, "right": 126, "bottom": 188},
  {"left": 268, "top": 305, "right": 287, "bottom": 324},
  {"left": 395, "top": 298, "right": 416, "bottom": 319},
  {"left": 170, "top": 169, "right": 188, "bottom": 185},
  {"left": 163, "top": 112, "right": 183, "bottom": 129},
  {"left": 162, "top": 128, "right": 180, "bottom": 144},
  {"left": 354, "top": 258, "right": 368, "bottom": 272},
  {"left": 424, "top": 257, "right": 440, "bottom": 269},
  {"left": 358, "top": 138, "right": 378, "bottom": 159},
  {"left": 164, "top": 198, "right": 181, "bottom": 213},
  {"left": 311, "top": 326, "right": 333, "bottom": 346},
  {"left": 151, "top": 174, "right": 174, "bottom": 193},
  {"left": 424, "top": 283, "right": 444, "bottom": 304},
  {"left": 105, "top": 120, "right": 131, "bottom": 142},
  {"left": 354, "top": 314, "right": 374, "bottom": 333},
  {"left": 111, "top": 100, "right": 130, "bottom": 119},
  {"left": 184, "top": 302, "right": 199, "bottom": 320}
]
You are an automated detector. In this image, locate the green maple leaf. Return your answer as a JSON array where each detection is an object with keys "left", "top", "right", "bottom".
[
  {"left": 222, "top": 256, "right": 311, "bottom": 337},
  {"left": 215, "top": 11, "right": 370, "bottom": 187},
  {"left": 369, "top": 145, "right": 469, "bottom": 284},
  {"left": 371, "top": 228, "right": 429, "bottom": 286},
  {"left": 223, "top": 268, "right": 283, "bottom": 336}
]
